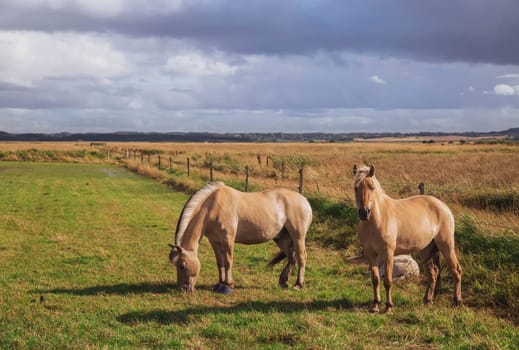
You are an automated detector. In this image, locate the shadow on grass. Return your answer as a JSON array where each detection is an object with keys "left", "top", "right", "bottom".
[
  {"left": 35, "top": 281, "right": 178, "bottom": 296},
  {"left": 117, "top": 298, "right": 356, "bottom": 325}
]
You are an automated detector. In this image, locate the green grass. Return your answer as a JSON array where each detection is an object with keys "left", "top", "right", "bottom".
[{"left": 0, "top": 162, "right": 518, "bottom": 349}]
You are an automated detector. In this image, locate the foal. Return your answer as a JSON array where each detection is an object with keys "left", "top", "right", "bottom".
[{"left": 353, "top": 164, "right": 462, "bottom": 313}]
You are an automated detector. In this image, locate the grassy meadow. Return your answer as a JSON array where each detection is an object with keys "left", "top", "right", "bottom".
[{"left": 0, "top": 141, "right": 518, "bottom": 348}]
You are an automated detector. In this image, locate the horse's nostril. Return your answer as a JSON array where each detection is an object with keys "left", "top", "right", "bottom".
[{"left": 358, "top": 207, "right": 371, "bottom": 220}]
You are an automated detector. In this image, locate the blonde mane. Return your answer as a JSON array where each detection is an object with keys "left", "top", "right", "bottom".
[
  {"left": 354, "top": 165, "right": 383, "bottom": 192},
  {"left": 175, "top": 182, "right": 225, "bottom": 245},
  {"left": 354, "top": 165, "right": 372, "bottom": 184}
]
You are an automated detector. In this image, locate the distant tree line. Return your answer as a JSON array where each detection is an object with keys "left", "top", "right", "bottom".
[{"left": 0, "top": 128, "right": 517, "bottom": 142}]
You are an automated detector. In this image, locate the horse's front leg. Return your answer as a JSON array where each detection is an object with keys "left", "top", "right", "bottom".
[
  {"left": 369, "top": 264, "right": 381, "bottom": 313},
  {"left": 223, "top": 242, "right": 235, "bottom": 289},
  {"left": 209, "top": 240, "right": 226, "bottom": 292},
  {"left": 383, "top": 254, "right": 394, "bottom": 314}
]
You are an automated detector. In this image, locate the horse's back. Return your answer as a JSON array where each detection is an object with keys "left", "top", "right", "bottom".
[{"left": 208, "top": 186, "right": 311, "bottom": 243}]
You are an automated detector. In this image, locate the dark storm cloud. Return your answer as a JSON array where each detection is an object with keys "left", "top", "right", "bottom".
[{"left": 1, "top": 1, "right": 518, "bottom": 65}]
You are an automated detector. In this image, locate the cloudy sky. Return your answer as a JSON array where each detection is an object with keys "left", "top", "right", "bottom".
[{"left": 1, "top": 0, "right": 519, "bottom": 133}]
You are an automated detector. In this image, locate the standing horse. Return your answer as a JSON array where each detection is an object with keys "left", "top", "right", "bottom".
[
  {"left": 352, "top": 165, "right": 462, "bottom": 313},
  {"left": 168, "top": 182, "right": 313, "bottom": 293}
]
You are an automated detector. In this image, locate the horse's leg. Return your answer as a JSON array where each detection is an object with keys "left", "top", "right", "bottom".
[
  {"left": 209, "top": 240, "right": 226, "bottom": 289},
  {"left": 223, "top": 242, "right": 235, "bottom": 288},
  {"left": 292, "top": 238, "right": 306, "bottom": 289},
  {"left": 420, "top": 242, "right": 440, "bottom": 304},
  {"left": 383, "top": 252, "right": 395, "bottom": 314},
  {"left": 436, "top": 240, "right": 463, "bottom": 306},
  {"left": 445, "top": 248, "right": 462, "bottom": 306},
  {"left": 369, "top": 263, "right": 381, "bottom": 313},
  {"left": 274, "top": 231, "right": 294, "bottom": 288}
]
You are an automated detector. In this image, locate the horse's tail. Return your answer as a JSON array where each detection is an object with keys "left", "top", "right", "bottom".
[
  {"left": 267, "top": 251, "right": 287, "bottom": 268},
  {"left": 433, "top": 249, "right": 441, "bottom": 300}
]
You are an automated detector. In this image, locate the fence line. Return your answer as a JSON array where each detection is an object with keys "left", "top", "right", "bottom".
[{"left": 122, "top": 149, "right": 429, "bottom": 198}]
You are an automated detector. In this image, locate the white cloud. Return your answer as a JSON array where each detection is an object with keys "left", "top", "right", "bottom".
[
  {"left": 0, "top": 31, "right": 133, "bottom": 86},
  {"left": 467, "top": 86, "right": 476, "bottom": 92},
  {"left": 493, "top": 84, "right": 518, "bottom": 96},
  {"left": 369, "top": 75, "right": 387, "bottom": 85},
  {"left": 164, "top": 52, "right": 237, "bottom": 76}
]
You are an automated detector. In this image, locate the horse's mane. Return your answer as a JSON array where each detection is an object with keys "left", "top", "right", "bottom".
[
  {"left": 354, "top": 165, "right": 372, "bottom": 184},
  {"left": 175, "top": 181, "right": 225, "bottom": 245},
  {"left": 354, "top": 165, "right": 383, "bottom": 191}
]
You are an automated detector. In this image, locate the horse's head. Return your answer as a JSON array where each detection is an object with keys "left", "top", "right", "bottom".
[
  {"left": 168, "top": 244, "right": 201, "bottom": 292},
  {"left": 352, "top": 164, "right": 376, "bottom": 221}
]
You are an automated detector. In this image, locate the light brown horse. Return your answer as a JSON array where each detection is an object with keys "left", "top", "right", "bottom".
[
  {"left": 353, "top": 165, "right": 462, "bottom": 313},
  {"left": 168, "top": 182, "right": 313, "bottom": 293}
]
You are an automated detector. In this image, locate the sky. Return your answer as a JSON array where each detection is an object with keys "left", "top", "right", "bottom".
[{"left": 1, "top": 0, "right": 519, "bottom": 134}]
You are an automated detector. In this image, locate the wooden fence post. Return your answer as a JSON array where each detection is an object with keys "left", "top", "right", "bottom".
[
  {"left": 187, "top": 158, "right": 190, "bottom": 177},
  {"left": 147, "top": 154, "right": 150, "bottom": 165},
  {"left": 158, "top": 155, "right": 161, "bottom": 169},
  {"left": 298, "top": 166, "right": 304, "bottom": 194},
  {"left": 281, "top": 161, "right": 285, "bottom": 181},
  {"left": 209, "top": 162, "right": 214, "bottom": 182},
  {"left": 245, "top": 165, "right": 249, "bottom": 192},
  {"left": 418, "top": 182, "right": 425, "bottom": 195},
  {"left": 169, "top": 156, "right": 172, "bottom": 173},
  {"left": 141, "top": 152, "right": 143, "bottom": 162}
]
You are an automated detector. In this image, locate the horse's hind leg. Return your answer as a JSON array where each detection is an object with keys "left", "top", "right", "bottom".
[
  {"left": 446, "top": 249, "right": 462, "bottom": 306},
  {"left": 292, "top": 238, "right": 306, "bottom": 289},
  {"left": 420, "top": 241, "right": 440, "bottom": 304},
  {"left": 436, "top": 241, "right": 462, "bottom": 306},
  {"left": 274, "top": 230, "right": 294, "bottom": 288}
]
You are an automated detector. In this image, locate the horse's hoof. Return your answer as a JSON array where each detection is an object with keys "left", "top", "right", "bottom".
[
  {"left": 213, "top": 283, "right": 224, "bottom": 293},
  {"left": 220, "top": 285, "right": 233, "bottom": 294},
  {"left": 370, "top": 305, "right": 380, "bottom": 314},
  {"left": 385, "top": 307, "right": 394, "bottom": 315},
  {"left": 293, "top": 284, "right": 303, "bottom": 290},
  {"left": 279, "top": 282, "right": 289, "bottom": 288},
  {"left": 213, "top": 283, "right": 232, "bottom": 294}
]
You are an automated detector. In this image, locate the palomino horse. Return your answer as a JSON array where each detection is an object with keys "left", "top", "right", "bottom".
[
  {"left": 168, "top": 182, "right": 313, "bottom": 293},
  {"left": 352, "top": 165, "right": 462, "bottom": 313}
]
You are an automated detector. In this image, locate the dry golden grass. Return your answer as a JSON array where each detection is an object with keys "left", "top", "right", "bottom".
[{"left": 2, "top": 140, "right": 518, "bottom": 235}]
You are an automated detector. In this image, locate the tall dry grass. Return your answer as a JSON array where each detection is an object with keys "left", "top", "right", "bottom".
[{"left": 2, "top": 141, "right": 518, "bottom": 234}]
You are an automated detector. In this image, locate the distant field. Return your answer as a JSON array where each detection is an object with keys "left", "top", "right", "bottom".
[{"left": 0, "top": 157, "right": 518, "bottom": 348}]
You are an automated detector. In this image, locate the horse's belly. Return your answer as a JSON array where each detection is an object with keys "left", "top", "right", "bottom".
[
  {"left": 395, "top": 230, "right": 436, "bottom": 253},
  {"left": 235, "top": 222, "right": 283, "bottom": 244}
]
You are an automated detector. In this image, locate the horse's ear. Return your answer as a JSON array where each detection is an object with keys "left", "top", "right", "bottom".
[
  {"left": 168, "top": 244, "right": 185, "bottom": 254},
  {"left": 352, "top": 164, "right": 357, "bottom": 175},
  {"left": 368, "top": 165, "right": 375, "bottom": 177}
]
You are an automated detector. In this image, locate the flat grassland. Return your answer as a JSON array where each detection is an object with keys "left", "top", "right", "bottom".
[{"left": 0, "top": 142, "right": 518, "bottom": 349}]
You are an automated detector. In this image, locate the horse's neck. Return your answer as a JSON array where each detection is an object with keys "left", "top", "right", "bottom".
[
  {"left": 178, "top": 210, "right": 206, "bottom": 251},
  {"left": 371, "top": 185, "right": 391, "bottom": 222}
]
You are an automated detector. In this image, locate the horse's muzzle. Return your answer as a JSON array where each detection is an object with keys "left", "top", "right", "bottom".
[{"left": 358, "top": 207, "right": 371, "bottom": 221}]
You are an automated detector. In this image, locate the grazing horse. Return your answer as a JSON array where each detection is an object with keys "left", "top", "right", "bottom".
[
  {"left": 352, "top": 165, "right": 462, "bottom": 313},
  {"left": 168, "top": 182, "right": 313, "bottom": 293}
]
